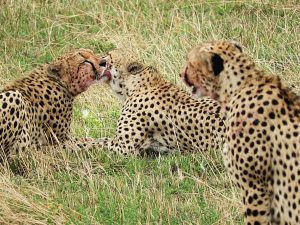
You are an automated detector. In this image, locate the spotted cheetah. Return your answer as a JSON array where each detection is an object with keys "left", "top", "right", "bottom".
[
  {"left": 180, "top": 40, "right": 300, "bottom": 225},
  {"left": 97, "top": 49, "right": 225, "bottom": 156},
  {"left": 0, "top": 48, "right": 105, "bottom": 159}
]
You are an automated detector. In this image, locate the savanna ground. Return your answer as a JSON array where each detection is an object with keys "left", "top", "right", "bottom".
[{"left": 0, "top": 0, "right": 299, "bottom": 224}]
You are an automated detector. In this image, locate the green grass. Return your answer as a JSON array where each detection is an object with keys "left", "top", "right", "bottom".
[
  {"left": 0, "top": 0, "right": 299, "bottom": 224},
  {"left": 50, "top": 154, "right": 221, "bottom": 224}
]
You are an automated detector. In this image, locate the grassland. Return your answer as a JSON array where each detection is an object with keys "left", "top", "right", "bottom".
[{"left": 0, "top": 0, "right": 299, "bottom": 224}]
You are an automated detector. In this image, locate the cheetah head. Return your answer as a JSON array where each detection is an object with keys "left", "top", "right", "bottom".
[
  {"left": 47, "top": 48, "right": 106, "bottom": 96},
  {"left": 99, "top": 49, "right": 146, "bottom": 102},
  {"left": 180, "top": 40, "right": 245, "bottom": 103}
]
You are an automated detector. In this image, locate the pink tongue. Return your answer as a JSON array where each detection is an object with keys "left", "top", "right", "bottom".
[{"left": 99, "top": 70, "right": 112, "bottom": 82}]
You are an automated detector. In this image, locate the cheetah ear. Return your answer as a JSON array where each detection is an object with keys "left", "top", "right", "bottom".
[
  {"left": 127, "top": 62, "right": 145, "bottom": 75},
  {"left": 211, "top": 53, "right": 224, "bottom": 76},
  {"left": 47, "top": 63, "right": 62, "bottom": 76},
  {"left": 191, "top": 50, "right": 224, "bottom": 76},
  {"left": 230, "top": 40, "right": 243, "bottom": 52}
]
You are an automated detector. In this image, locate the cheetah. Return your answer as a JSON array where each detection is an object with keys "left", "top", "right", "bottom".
[
  {"left": 0, "top": 48, "right": 105, "bottom": 159},
  {"left": 180, "top": 40, "right": 300, "bottom": 225},
  {"left": 98, "top": 49, "right": 225, "bottom": 156}
]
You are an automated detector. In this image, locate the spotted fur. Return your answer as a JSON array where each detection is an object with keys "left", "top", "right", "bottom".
[
  {"left": 98, "top": 49, "right": 225, "bottom": 156},
  {"left": 181, "top": 40, "right": 300, "bottom": 225},
  {"left": 0, "top": 49, "right": 104, "bottom": 159}
]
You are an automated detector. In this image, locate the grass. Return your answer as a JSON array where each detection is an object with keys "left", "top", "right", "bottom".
[{"left": 0, "top": 0, "right": 299, "bottom": 224}]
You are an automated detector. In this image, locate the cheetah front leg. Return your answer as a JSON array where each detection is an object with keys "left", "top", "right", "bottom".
[
  {"left": 39, "top": 125, "right": 103, "bottom": 151},
  {"left": 96, "top": 137, "right": 138, "bottom": 156},
  {"left": 228, "top": 157, "right": 272, "bottom": 225},
  {"left": 56, "top": 137, "right": 106, "bottom": 151},
  {"left": 223, "top": 144, "right": 271, "bottom": 225},
  {"left": 96, "top": 133, "right": 174, "bottom": 156},
  {"left": 41, "top": 116, "right": 102, "bottom": 151},
  {"left": 95, "top": 122, "right": 158, "bottom": 156},
  {"left": 95, "top": 109, "right": 175, "bottom": 156},
  {"left": 243, "top": 186, "right": 271, "bottom": 225}
]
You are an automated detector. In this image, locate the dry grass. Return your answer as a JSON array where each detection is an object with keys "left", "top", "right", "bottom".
[{"left": 0, "top": 0, "right": 299, "bottom": 224}]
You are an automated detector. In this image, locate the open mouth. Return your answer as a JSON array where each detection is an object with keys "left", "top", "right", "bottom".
[
  {"left": 181, "top": 72, "right": 206, "bottom": 98},
  {"left": 183, "top": 73, "right": 199, "bottom": 95},
  {"left": 100, "top": 70, "right": 112, "bottom": 82},
  {"left": 98, "top": 58, "right": 112, "bottom": 82}
]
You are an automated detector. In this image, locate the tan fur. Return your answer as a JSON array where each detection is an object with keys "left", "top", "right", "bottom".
[
  {"left": 98, "top": 49, "right": 225, "bottom": 156},
  {"left": 181, "top": 40, "right": 300, "bottom": 225},
  {"left": 0, "top": 49, "right": 103, "bottom": 159}
]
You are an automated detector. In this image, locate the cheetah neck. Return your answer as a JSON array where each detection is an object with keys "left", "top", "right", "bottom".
[
  {"left": 124, "top": 67, "right": 164, "bottom": 96},
  {"left": 5, "top": 68, "right": 75, "bottom": 111},
  {"left": 46, "top": 71, "right": 76, "bottom": 98},
  {"left": 219, "top": 56, "right": 262, "bottom": 107}
]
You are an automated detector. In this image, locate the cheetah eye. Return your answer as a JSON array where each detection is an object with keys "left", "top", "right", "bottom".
[{"left": 127, "top": 62, "right": 144, "bottom": 75}]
